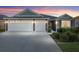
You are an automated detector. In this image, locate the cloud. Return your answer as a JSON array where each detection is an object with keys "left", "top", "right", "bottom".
[
  {"left": 33, "top": 7, "right": 79, "bottom": 17},
  {"left": 0, "top": 7, "right": 79, "bottom": 17},
  {"left": 0, "top": 8, "right": 24, "bottom": 17}
]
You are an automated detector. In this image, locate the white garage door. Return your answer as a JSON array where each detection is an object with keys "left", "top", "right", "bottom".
[
  {"left": 35, "top": 20, "right": 46, "bottom": 32},
  {"left": 8, "top": 20, "right": 33, "bottom": 31}
]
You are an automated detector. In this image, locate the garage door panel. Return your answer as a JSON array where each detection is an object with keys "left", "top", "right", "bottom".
[
  {"left": 8, "top": 23, "right": 33, "bottom": 31},
  {"left": 35, "top": 20, "right": 46, "bottom": 32},
  {"left": 35, "top": 23, "right": 45, "bottom": 32},
  {"left": 8, "top": 20, "right": 46, "bottom": 32}
]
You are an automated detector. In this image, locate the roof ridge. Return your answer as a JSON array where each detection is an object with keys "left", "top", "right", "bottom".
[{"left": 16, "top": 9, "right": 40, "bottom": 15}]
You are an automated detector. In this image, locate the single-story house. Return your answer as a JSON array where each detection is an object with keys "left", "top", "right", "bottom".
[
  {"left": 0, "top": 9, "right": 78, "bottom": 32},
  {"left": 4, "top": 9, "right": 49, "bottom": 32}
]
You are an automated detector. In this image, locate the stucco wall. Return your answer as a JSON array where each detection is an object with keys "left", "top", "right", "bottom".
[
  {"left": 75, "top": 19, "right": 79, "bottom": 27},
  {"left": 0, "top": 20, "right": 5, "bottom": 29}
]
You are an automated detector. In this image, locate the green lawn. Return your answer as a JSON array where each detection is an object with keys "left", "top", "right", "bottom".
[{"left": 58, "top": 42, "right": 79, "bottom": 52}]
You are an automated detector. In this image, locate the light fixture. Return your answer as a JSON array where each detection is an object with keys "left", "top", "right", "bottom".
[
  {"left": 32, "top": 21, "right": 36, "bottom": 24},
  {"left": 55, "top": 21, "right": 58, "bottom": 25},
  {"left": 55, "top": 20, "right": 58, "bottom": 32},
  {"left": 5, "top": 21, "right": 9, "bottom": 23},
  {"left": 45, "top": 21, "right": 48, "bottom": 23}
]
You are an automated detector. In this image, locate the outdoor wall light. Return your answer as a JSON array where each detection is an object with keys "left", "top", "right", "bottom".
[
  {"left": 45, "top": 21, "right": 48, "bottom": 23},
  {"left": 5, "top": 21, "right": 9, "bottom": 23},
  {"left": 55, "top": 21, "right": 58, "bottom": 25},
  {"left": 32, "top": 21, "right": 36, "bottom": 24},
  {"left": 55, "top": 21, "right": 58, "bottom": 32}
]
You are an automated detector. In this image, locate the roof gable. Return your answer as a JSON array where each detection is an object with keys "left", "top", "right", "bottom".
[
  {"left": 0, "top": 14, "right": 8, "bottom": 20},
  {"left": 18, "top": 9, "right": 39, "bottom": 15},
  {"left": 13, "top": 9, "right": 43, "bottom": 18},
  {"left": 74, "top": 16, "right": 79, "bottom": 19},
  {"left": 57, "top": 14, "right": 73, "bottom": 20}
]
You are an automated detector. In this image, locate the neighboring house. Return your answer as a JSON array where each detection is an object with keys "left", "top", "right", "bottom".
[
  {"left": 0, "top": 9, "right": 79, "bottom": 32},
  {"left": 74, "top": 16, "right": 79, "bottom": 27}
]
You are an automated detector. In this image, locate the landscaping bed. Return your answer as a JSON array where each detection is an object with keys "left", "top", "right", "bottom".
[
  {"left": 51, "top": 28, "right": 79, "bottom": 42},
  {"left": 0, "top": 29, "right": 5, "bottom": 32},
  {"left": 51, "top": 27, "right": 79, "bottom": 52}
]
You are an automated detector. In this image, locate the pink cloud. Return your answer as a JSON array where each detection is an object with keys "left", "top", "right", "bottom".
[
  {"left": 0, "top": 8, "right": 24, "bottom": 17},
  {"left": 33, "top": 8, "right": 79, "bottom": 17},
  {"left": 0, "top": 7, "right": 79, "bottom": 17}
]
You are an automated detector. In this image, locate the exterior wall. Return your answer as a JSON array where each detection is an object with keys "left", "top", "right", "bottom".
[
  {"left": 58, "top": 20, "right": 61, "bottom": 28},
  {"left": 75, "top": 19, "right": 79, "bottom": 27},
  {"left": 49, "top": 21, "right": 56, "bottom": 31},
  {"left": 49, "top": 20, "right": 61, "bottom": 31},
  {"left": 71, "top": 19, "right": 75, "bottom": 28},
  {"left": 4, "top": 18, "right": 75, "bottom": 32},
  {"left": 61, "top": 20, "right": 71, "bottom": 28},
  {"left": 5, "top": 18, "right": 48, "bottom": 32},
  {"left": 0, "top": 20, "right": 5, "bottom": 29}
]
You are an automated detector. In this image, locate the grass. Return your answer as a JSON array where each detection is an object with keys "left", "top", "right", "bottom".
[
  {"left": 50, "top": 34, "right": 79, "bottom": 52},
  {"left": 57, "top": 42, "right": 79, "bottom": 52}
]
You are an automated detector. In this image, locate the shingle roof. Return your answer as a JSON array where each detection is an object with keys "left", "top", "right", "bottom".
[
  {"left": 74, "top": 16, "right": 79, "bottom": 19},
  {"left": 41, "top": 14, "right": 57, "bottom": 19},
  {"left": 0, "top": 14, "right": 8, "bottom": 20},
  {"left": 11, "top": 10, "right": 74, "bottom": 21},
  {"left": 57, "top": 14, "right": 73, "bottom": 20},
  {"left": 13, "top": 9, "right": 44, "bottom": 18},
  {"left": 40, "top": 14, "right": 57, "bottom": 21}
]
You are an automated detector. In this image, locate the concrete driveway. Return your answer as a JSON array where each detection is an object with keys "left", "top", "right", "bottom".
[{"left": 0, "top": 32, "right": 61, "bottom": 52}]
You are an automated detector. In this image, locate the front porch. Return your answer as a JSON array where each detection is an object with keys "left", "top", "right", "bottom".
[
  {"left": 48, "top": 14, "right": 73, "bottom": 32},
  {"left": 49, "top": 20, "right": 72, "bottom": 32}
]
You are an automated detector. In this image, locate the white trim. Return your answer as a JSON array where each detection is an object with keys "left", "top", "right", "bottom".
[
  {"left": 3, "top": 18, "right": 49, "bottom": 20},
  {"left": 75, "top": 20, "right": 76, "bottom": 27},
  {"left": 7, "top": 20, "right": 48, "bottom": 32}
]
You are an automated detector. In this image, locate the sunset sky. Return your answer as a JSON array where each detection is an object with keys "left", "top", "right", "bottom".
[{"left": 0, "top": 6, "right": 79, "bottom": 17}]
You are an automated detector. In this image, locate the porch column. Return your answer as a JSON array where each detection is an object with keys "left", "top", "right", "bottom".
[
  {"left": 55, "top": 20, "right": 59, "bottom": 32},
  {"left": 45, "top": 19, "right": 48, "bottom": 32},
  {"left": 4, "top": 20, "right": 7, "bottom": 31},
  {"left": 33, "top": 19, "right": 35, "bottom": 31},
  {"left": 59, "top": 20, "right": 61, "bottom": 28}
]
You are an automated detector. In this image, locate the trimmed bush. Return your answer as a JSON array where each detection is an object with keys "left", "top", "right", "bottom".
[
  {"left": 61, "top": 31, "right": 78, "bottom": 42},
  {"left": 52, "top": 31, "right": 79, "bottom": 42},
  {"left": 48, "top": 28, "right": 51, "bottom": 32},
  {"left": 52, "top": 32, "right": 60, "bottom": 39},
  {"left": 58, "top": 28, "right": 76, "bottom": 33},
  {"left": 48, "top": 26, "right": 51, "bottom": 32},
  {"left": 57, "top": 28, "right": 66, "bottom": 33},
  {"left": 0, "top": 29, "right": 5, "bottom": 32},
  {"left": 74, "top": 27, "right": 79, "bottom": 34}
]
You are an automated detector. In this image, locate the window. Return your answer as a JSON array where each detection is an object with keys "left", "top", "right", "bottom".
[{"left": 61, "top": 21, "right": 71, "bottom": 28}]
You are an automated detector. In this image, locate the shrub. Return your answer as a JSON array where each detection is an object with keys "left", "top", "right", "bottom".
[
  {"left": 57, "top": 28, "right": 66, "bottom": 33},
  {"left": 59, "top": 32, "right": 69, "bottom": 42},
  {"left": 77, "top": 34, "right": 79, "bottom": 39},
  {"left": 52, "top": 31, "right": 79, "bottom": 42},
  {"left": 58, "top": 28, "right": 76, "bottom": 33},
  {"left": 74, "top": 27, "right": 79, "bottom": 34},
  {"left": 52, "top": 32, "right": 61, "bottom": 39},
  {"left": 0, "top": 29, "right": 5, "bottom": 32},
  {"left": 61, "top": 31, "right": 78, "bottom": 42},
  {"left": 48, "top": 28, "right": 51, "bottom": 32},
  {"left": 48, "top": 26, "right": 51, "bottom": 32}
]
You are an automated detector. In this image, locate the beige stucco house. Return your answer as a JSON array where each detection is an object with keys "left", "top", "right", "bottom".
[{"left": 0, "top": 9, "right": 78, "bottom": 32}]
